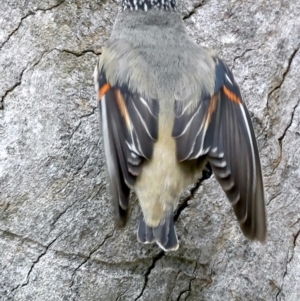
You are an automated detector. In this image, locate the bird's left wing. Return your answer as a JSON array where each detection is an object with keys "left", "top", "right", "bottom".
[
  {"left": 172, "top": 57, "right": 266, "bottom": 241},
  {"left": 95, "top": 67, "right": 159, "bottom": 226}
]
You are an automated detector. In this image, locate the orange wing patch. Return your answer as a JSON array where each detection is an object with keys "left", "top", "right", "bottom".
[
  {"left": 205, "top": 93, "right": 219, "bottom": 130},
  {"left": 98, "top": 83, "right": 112, "bottom": 100},
  {"left": 115, "top": 90, "right": 132, "bottom": 129},
  {"left": 208, "top": 93, "right": 219, "bottom": 122},
  {"left": 223, "top": 86, "right": 241, "bottom": 104}
]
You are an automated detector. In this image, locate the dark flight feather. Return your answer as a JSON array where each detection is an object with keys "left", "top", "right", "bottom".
[
  {"left": 172, "top": 58, "right": 266, "bottom": 241},
  {"left": 96, "top": 69, "right": 159, "bottom": 226}
]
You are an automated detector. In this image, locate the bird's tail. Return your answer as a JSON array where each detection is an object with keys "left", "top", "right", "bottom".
[{"left": 137, "top": 212, "right": 179, "bottom": 251}]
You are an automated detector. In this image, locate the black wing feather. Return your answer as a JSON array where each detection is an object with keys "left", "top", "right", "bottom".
[
  {"left": 172, "top": 57, "right": 266, "bottom": 241},
  {"left": 172, "top": 95, "right": 212, "bottom": 161},
  {"left": 209, "top": 58, "right": 266, "bottom": 241},
  {"left": 96, "top": 69, "right": 158, "bottom": 226},
  {"left": 99, "top": 90, "right": 133, "bottom": 226},
  {"left": 125, "top": 92, "right": 158, "bottom": 159}
]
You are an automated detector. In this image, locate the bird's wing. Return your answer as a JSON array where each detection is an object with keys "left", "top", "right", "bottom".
[
  {"left": 95, "top": 67, "right": 159, "bottom": 226},
  {"left": 172, "top": 57, "right": 266, "bottom": 241}
]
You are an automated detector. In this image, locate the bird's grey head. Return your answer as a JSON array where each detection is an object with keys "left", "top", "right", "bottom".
[{"left": 122, "top": 0, "right": 177, "bottom": 11}]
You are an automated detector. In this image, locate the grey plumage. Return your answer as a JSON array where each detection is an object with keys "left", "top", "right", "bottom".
[
  {"left": 99, "top": 10, "right": 216, "bottom": 107},
  {"left": 94, "top": 2, "right": 267, "bottom": 251}
]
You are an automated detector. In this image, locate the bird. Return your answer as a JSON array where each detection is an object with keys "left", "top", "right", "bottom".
[{"left": 94, "top": 0, "right": 267, "bottom": 251}]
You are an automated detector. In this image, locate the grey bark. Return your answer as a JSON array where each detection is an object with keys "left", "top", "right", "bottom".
[{"left": 0, "top": 0, "right": 300, "bottom": 300}]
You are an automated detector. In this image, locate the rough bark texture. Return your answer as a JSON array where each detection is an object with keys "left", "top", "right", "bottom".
[{"left": 0, "top": 0, "right": 300, "bottom": 300}]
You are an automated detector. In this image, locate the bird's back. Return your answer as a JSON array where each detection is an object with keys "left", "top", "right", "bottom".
[{"left": 100, "top": 10, "right": 216, "bottom": 111}]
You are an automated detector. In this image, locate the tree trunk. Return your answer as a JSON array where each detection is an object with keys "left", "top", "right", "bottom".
[{"left": 0, "top": 0, "right": 300, "bottom": 300}]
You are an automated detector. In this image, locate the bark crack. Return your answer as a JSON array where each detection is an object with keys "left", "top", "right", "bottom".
[
  {"left": 274, "top": 99, "right": 300, "bottom": 170},
  {"left": 175, "top": 261, "right": 198, "bottom": 301},
  {"left": 166, "top": 271, "right": 180, "bottom": 300},
  {"left": 0, "top": 0, "right": 66, "bottom": 51},
  {"left": 267, "top": 192, "right": 281, "bottom": 206},
  {"left": 198, "top": 258, "right": 215, "bottom": 294},
  {"left": 57, "top": 48, "right": 102, "bottom": 57},
  {"left": 267, "top": 48, "right": 299, "bottom": 104},
  {"left": 0, "top": 46, "right": 99, "bottom": 110},
  {"left": 70, "top": 230, "right": 115, "bottom": 288},
  {"left": 290, "top": 218, "right": 300, "bottom": 229},
  {"left": 175, "top": 276, "right": 195, "bottom": 301},
  {"left": 276, "top": 230, "right": 300, "bottom": 300},
  {"left": 293, "top": 230, "right": 300, "bottom": 247},
  {"left": 0, "top": 229, "right": 46, "bottom": 248},
  {"left": 134, "top": 251, "right": 165, "bottom": 300},
  {"left": 79, "top": 106, "right": 97, "bottom": 118},
  {"left": 69, "top": 121, "right": 82, "bottom": 141},
  {"left": 183, "top": 1, "right": 206, "bottom": 20},
  {"left": 0, "top": 48, "right": 55, "bottom": 109},
  {"left": 8, "top": 235, "right": 61, "bottom": 296},
  {"left": 174, "top": 163, "right": 212, "bottom": 221},
  {"left": 116, "top": 288, "right": 129, "bottom": 301},
  {"left": 232, "top": 49, "right": 254, "bottom": 70},
  {"left": 278, "top": 100, "right": 299, "bottom": 142},
  {"left": 48, "top": 182, "right": 103, "bottom": 236},
  {"left": 0, "top": 63, "right": 29, "bottom": 109}
]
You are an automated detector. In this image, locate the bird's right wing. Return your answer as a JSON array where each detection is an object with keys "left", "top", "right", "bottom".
[{"left": 95, "top": 64, "right": 159, "bottom": 227}]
